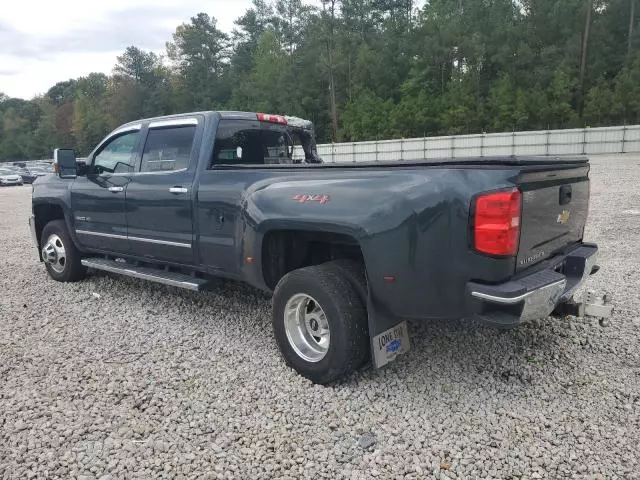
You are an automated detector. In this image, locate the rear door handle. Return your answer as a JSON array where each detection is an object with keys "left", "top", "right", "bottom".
[
  {"left": 108, "top": 186, "right": 124, "bottom": 193},
  {"left": 169, "top": 187, "right": 188, "bottom": 194}
]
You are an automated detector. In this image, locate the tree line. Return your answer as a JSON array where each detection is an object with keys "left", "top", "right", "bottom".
[{"left": 0, "top": 0, "right": 639, "bottom": 161}]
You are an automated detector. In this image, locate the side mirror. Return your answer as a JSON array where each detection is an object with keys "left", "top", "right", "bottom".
[
  {"left": 53, "top": 148, "right": 77, "bottom": 179},
  {"left": 76, "top": 160, "right": 90, "bottom": 176}
]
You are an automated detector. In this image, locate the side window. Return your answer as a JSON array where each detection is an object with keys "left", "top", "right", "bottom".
[
  {"left": 93, "top": 131, "right": 140, "bottom": 174},
  {"left": 140, "top": 126, "right": 197, "bottom": 173},
  {"left": 211, "top": 119, "right": 295, "bottom": 167},
  {"left": 212, "top": 120, "right": 262, "bottom": 167}
]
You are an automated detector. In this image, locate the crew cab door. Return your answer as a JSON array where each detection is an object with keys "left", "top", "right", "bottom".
[
  {"left": 196, "top": 117, "right": 296, "bottom": 275},
  {"left": 125, "top": 118, "right": 201, "bottom": 265},
  {"left": 72, "top": 126, "right": 142, "bottom": 253}
]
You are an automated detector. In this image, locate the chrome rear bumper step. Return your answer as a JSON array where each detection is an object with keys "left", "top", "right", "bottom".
[{"left": 81, "top": 258, "right": 212, "bottom": 291}]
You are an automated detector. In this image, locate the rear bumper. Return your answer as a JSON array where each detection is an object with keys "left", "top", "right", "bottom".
[{"left": 466, "top": 243, "right": 598, "bottom": 326}]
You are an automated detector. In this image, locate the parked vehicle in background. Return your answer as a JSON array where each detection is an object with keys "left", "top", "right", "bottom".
[
  {"left": 0, "top": 167, "right": 24, "bottom": 186},
  {"left": 17, "top": 167, "right": 50, "bottom": 184},
  {"left": 35, "top": 163, "right": 54, "bottom": 172},
  {"left": 29, "top": 111, "right": 604, "bottom": 384}
]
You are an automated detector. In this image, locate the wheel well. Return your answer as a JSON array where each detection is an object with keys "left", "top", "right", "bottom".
[
  {"left": 262, "top": 230, "right": 365, "bottom": 290},
  {"left": 34, "top": 204, "right": 65, "bottom": 248}
]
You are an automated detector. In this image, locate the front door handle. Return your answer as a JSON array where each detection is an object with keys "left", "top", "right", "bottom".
[
  {"left": 108, "top": 186, "right": 124, "bottom": 193},
  {"left": 169, "top": 187, "right": 188, "bottom": 194}
]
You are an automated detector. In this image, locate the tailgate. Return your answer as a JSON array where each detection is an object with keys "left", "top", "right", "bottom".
[{"left": 516, "top": 165, "right": 590, "bottom": 271}]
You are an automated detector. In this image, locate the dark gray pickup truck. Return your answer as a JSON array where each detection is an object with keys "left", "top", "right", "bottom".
[{"left": 30, "top": 111, "right": 601, "bottom": 383}]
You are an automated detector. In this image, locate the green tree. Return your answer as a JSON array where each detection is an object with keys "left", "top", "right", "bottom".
[
  {"left": 613, "top": 53, "right": 640, "bottom": 123},
  {"left": 584, "top": 79, "right": 618, "bottom": 126},
  {"left": 544, "top": 66, "right": 579, "bottom": 128},
  {"left": 110, "top": 46, "right": 172, "bottom": 122},
  {"left": 231, "top": 29, "right": 289, "bottom": 113},
  {"left": 73, "top": 73, "right": 110, "bottom": 154},
  {"left": 230, "top": 0, "right": 275, "bottom": 75},
  {"left": 274, "top": 0, "right": 314, "bottom": 53},
  {"left": 46, "top": 80, "right": 77, "bottom": 106},
  {"left": 114, "top": 46, "right": 160, "bottom": 85},
  {"left": 167, "top": 13, "right": 231, "bottom": 111},
  {"left": 390, "top": 90, "right": 439, "bottom": 138},
  {"left": 488, "top": 75, "right": 529, "bottom": 131},
  {"left": 341, "top": 89, "right": 394, "bottom": 140},
  {"left": 3, "top": 0, "right": 640, "bottom": 161}
]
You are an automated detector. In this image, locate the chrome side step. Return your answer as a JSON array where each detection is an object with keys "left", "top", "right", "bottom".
[{"left": 81, "top": 258, "right": 212, "bottom": 291}]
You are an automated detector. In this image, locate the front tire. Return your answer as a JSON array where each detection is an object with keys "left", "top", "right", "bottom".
[
  {"left": 41, "top": 220, "right": 87, "bottom": 282},
  {"left": 272, "top": 264, "right": 369, "bottom": 384}
]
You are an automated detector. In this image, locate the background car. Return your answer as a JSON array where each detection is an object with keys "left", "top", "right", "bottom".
[
  {"left": 0, "top": 167, "right": 24, "bottom": 186},
  {"left": 18, "top": 167, "right": 50, "bottom": 184}
]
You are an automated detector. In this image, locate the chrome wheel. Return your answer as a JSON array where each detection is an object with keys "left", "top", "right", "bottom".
[
  {"left": 284, "top": 294, "right": 330, "bottom": 362},
  {"left": 42, "top": 234, "right": 66, "bottom": 274}
]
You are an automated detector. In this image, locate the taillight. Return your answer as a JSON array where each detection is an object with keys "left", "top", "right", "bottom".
[
  {"left": 473, "top": 188, "right": 521, "bottom": 256},
  {"left": 256, "top": 113, "right": 288, "bottom": 125}
]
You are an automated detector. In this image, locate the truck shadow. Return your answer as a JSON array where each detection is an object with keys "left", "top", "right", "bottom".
[
  {"left": 348, "top": 315, "right": 597, "bottom": 391},
  {"left": 88, "top": 269, "right": 596, "bottom": 392}
]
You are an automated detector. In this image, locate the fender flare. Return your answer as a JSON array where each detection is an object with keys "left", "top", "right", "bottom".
[
  {"left": 32, "top": 199, "right": 82, "bottom": 251},
  {"left": 245, "top": 219, "right": 367, "bottom": 291}
]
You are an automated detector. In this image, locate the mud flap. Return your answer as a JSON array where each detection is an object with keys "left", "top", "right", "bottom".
[{"left": 367, "top": 297, "right": 410, "bottom": 369}]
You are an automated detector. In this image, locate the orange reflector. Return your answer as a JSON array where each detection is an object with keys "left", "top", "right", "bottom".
[
  {"left": 246, "top": 257, "right": 255, "bottom": 264},
  {"left": 383, "top": 276, "right": 396, "bottom": 283}
]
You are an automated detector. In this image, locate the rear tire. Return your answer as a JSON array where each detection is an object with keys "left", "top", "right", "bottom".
[
  {"left": 41, "top": 220, "right": 87, "bottom": 282},
  {"left": 323, "top": 259, "right": 368, "bottom": 306},
  {"left": 272, "top": 264, "right": 369, "bottom": 384}
]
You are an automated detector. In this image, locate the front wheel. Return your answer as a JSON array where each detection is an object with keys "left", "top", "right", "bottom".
[
  {"left": 40, "top": 220, "right": 87, "bottom": 282},
  {"left": 272, "top": 264, "right": 369, "bottom": 384}
]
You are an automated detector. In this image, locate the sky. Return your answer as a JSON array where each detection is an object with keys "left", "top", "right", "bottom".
[{"left": 0, "top": 0, "right": 322, "bottom": 100}]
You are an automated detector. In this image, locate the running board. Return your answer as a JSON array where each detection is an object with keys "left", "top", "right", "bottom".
[{"left": 81, "top": 258, "right": 213, "bottom": 291}]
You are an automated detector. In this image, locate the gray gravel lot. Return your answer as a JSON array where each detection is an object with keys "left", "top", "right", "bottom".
[{"left": 1, "top": 155, "right": 639, "bottom": 480}]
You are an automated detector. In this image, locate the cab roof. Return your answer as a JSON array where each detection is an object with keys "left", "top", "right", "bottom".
[{"left": 119, "top": 111, "right": 313, "bottom": 129}]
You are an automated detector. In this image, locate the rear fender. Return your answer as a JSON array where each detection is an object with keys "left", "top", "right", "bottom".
[
  {"left": 251, "top": 220, "right": 403, "bottom": 369},
  {"left": 248, "top": 219, "right": 366, "bottom": 290}
]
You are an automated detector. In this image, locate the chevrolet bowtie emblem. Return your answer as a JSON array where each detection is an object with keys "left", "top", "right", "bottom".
[{"left": 557, "top": 210, "right": 570, "bottom": 224}]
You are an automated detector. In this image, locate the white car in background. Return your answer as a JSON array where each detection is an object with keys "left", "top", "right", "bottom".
[{"left": 0, "top": 167, "right": 24, "bottom": 186}]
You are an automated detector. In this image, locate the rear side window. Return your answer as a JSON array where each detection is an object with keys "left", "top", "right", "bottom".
[
  {"left": 211, "top": 119, "right": 294, "bottom": 167},
  {"left": 140, "top": 126, "right": 196, "bottom": 173}
]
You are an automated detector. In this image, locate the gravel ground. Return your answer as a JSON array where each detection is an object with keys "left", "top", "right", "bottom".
[{"left": 1, "top": 155, "right": 639, "bottom": 480}]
